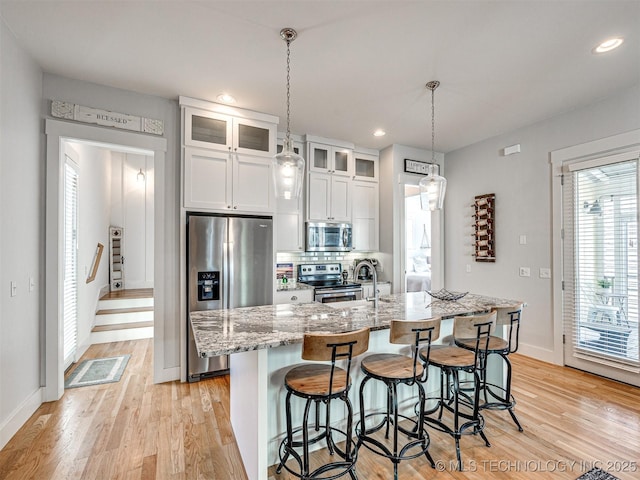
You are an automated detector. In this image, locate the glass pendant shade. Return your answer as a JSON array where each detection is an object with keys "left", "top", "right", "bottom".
[
  {"left": 273, "top": 138, "right": 305, "bottom": 200},
  {"left": 419, "top": 164, "right": 447, "bottom": 211}
]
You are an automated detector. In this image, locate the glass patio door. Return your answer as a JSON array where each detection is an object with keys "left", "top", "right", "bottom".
[{"left": 563, "top": 152, "right": 639, "bottom": 385}]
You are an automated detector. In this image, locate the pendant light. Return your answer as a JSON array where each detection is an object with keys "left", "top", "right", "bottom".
[
  {"left": 272, "top": 28, "right": 305, "bottom": 200},
  {"left": 420, "top": 81, "right": 447, "bottom": 211}
]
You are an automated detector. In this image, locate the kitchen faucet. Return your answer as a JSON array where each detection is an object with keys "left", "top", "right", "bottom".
[{"left": 354, "top": 259, "right": 378, "bottom": 309}]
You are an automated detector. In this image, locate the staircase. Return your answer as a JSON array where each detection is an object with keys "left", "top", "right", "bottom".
[{"left": 90, "top": 288, "right": 154, "bottom": 344}]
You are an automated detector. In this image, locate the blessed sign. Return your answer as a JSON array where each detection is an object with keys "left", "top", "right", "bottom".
[
  {"left": 51, "top": 100, "right": 164, "bottom": 136},
  {"left": 404, "top": 158, "right": 440, "bottom": 175}
]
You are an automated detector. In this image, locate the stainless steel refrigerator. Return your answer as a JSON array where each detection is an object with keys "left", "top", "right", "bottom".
[{"left": 187, "top": 213, "right": 273, "bottom": 382}]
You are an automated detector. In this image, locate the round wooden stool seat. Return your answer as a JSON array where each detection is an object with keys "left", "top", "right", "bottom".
[
  {"left": 361, "top": 353, "right": 424, "bottom": 380},
  {"left": 455, "top": 335, "right": 509, "bottom": 352},
  {"left": 284, "top": 364, "right": 349, "bottom": 397},
  {"left": 426, "top": 345, "right": 476, "bottom": 369}
]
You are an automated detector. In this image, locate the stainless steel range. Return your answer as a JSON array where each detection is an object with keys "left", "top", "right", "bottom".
[{"left": 298, "top": 263, "right": 362, "bottom": 303}]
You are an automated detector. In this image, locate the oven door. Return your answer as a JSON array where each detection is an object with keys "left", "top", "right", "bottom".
[{"left": 314, "top": 287, "right": 363, "bottom": 303}]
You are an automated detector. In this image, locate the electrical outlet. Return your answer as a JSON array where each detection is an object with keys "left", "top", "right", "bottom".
[
  {"left": 519, "top": 235, "right": 527, "bottom": 245},
  {"left": 519, "top": 267, "right": 530, "bottom": 277},
  {"left": 11, "top": 281, "right": 17, "bottom": 297},
  {"left": 539, "top": 268, "right": 551, "bottom": 279}
]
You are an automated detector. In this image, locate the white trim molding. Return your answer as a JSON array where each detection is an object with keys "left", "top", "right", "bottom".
[
  {"left": 550, "top": 128, "right": 640, "bottom": 367},
  {"left": 45, "top": 118, "right": 169, "bottom": 402},
  {"left": 0, "top": 388, "right": 43, "bottom": 450}
]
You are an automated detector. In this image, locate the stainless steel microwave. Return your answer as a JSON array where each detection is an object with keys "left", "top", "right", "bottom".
[{"left": 305, "top": 222, "right": 353, "bottom": 252}]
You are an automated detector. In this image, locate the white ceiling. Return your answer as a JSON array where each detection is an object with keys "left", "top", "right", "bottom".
[{"left": 1, "top": 1, "right": 638, "bottom": 152}]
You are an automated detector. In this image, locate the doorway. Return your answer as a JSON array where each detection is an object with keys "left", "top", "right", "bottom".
[
  {"left": 561, "top": 152, "right": 639, "bottom": 385},
  {"left": 45, "top": 119, "right": 168, "bottom": 401},
  {"left": 61, "top": 140, "right": 155, "bottom": 368},
  {"left": 404, "top": 185, "right": 432, "bottom": 292}
]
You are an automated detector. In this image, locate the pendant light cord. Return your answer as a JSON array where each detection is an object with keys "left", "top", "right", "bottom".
[
  {"left": 285, "top": 39, "right": 292, "bottom": 142},
  {"left": 431, "top": 86, "right": 435, "bottom": 163},
  {"left": 426, "top": 80, "right": 439, "bottom": 164}
]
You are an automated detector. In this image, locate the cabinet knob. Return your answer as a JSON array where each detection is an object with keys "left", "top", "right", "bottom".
[
  {"left": 291, "top": 296, "right": 298, "bottom": 301},
  {"left": 233, "top": 206, "right": 237, "bottom": 209},
  {"left": 227, "top": 205, "right": 231, "bottom": 209}
]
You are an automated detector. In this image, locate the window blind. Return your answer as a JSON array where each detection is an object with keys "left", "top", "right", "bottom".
[
  {"left": 563, "top": 154, "right": 639, "bottom": 367},
  {"left": 63, "top": 162, "right": 79, "bottom": 369}
]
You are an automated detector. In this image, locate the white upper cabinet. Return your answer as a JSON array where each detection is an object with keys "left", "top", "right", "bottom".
[
  {"left": 353, "top": 151, "right": 378, "bottom": 182},
  {"left": 305, "top": 135, "right": 355, "bottom": 223},
  {"left": 184, "top": 106, "right": 277, "bottom": 157},
  {"left": 180, "top": 97, "right": 279, "bottom": 214},
  {"left": 307, "top": 141, "right": 353, "bottom": 176},
  {"left": 352, "top": 180, "right": 379, "bottom": 251},
  {"left": 184, "top": 147, "right": 233, "bottom": 211}
]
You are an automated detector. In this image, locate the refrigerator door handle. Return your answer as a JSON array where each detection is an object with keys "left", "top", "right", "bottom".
[
  {"left": 227, "top": 241, "right": 234, "bottom": 308},
  {"left": 223, "top": 240, "right": 229, "bottom": 309}
]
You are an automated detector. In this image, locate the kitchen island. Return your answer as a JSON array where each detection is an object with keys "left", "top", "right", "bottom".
[{"left": 191, "top": 292, "right": 521, "bottom": 480}]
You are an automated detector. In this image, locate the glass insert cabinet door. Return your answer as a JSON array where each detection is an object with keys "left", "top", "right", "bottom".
[
  {"left": 184, "top": 107, "right": 275, "bottom": 156},
  {"left": 308, "top": 142, "right": 353, "bottom": 175},
  {"left": 354, "top": 152, "right": 378, "bottom": 181}
]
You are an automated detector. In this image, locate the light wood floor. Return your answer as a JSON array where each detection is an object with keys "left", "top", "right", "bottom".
[{"left": 1, "top": 340, "right": 638, "bottom": 479}]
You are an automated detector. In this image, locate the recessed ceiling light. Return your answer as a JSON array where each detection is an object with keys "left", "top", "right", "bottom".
[
  {"left": 373, "top": 129, "right": 386, "bottom": 137},
  {"left": 593, "top": 37, "right": 624, "bottom": 54},
  {"left": 216, "top": 93, "right": 236, "bottom": 104}
]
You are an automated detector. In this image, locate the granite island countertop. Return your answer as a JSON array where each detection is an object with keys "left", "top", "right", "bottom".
[{"left": 191, "top": 292, "right": 521, "bottom": 358}]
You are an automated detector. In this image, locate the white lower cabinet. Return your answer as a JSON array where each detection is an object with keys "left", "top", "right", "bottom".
[
  {"left": 362, "top": 282, "right": 391, "bottom": 298},
  {"left": 184, "top": 147, "right": 273, "bottom": 213},
  {"left": 274, "top": 289, "right": 314, "bottom": 305}
]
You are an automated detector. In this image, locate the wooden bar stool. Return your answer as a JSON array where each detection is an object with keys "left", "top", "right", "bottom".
[
  {"left": 276, "top": 327, "right": 370, "bottom": 480},
  {"left": 454, "top": 303, "right": 524, "bottom": 431},
  {"left": 356, "top": 318, "right": 440, "bottom": 480},
  {"left": 419, "top": 311, "right": 495, "bottom": 471}
]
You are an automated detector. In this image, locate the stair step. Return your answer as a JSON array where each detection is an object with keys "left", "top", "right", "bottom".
[
  {"left": 92, "top": 321, "right": 154, "bottom": 333},
  {"left": 90, "top": 325, "right": 153, "bottom": 344},
  {"left": 96, "top": 306, "right": 153, "bottom": 315},
  {"left": 99, "top": 289, "right": 154, "bottom": 309},
  {"left": 100, "top": 288, "right": 153, "bottom": 300}
]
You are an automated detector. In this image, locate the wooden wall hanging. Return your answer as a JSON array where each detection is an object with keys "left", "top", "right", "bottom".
[{"left": 473, "top": 193, "right": 495, "bottom": 262}]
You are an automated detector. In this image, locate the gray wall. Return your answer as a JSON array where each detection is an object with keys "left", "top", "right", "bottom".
[
  {"left": 0, "top": 17, "right": 43, "bottom": 445},
  {"left": 444, "top": 83, "right": 640, "bottom": 360},
  {"left": 42, "top": 73, "right": 182, "bottom": 371}
]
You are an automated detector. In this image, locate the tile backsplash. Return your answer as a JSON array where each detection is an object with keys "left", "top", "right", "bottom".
[{"left": 276, "top": 251, "right": 382, "bottom": 283}]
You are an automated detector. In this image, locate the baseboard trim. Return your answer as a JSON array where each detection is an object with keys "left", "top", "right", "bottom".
[
  {"left": 155, "top": 366, "right": 180, "bottom": 384},
  {"left": 0, "top": 387, "right": 43, "bottom": 450},
  {"left": 517, "top": 343, "right": 559, "bottom": 365}
]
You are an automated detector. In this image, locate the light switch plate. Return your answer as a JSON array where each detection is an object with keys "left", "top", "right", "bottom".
[
  {"left": 539, "top": 268, "right": 551, "bottom": 279},
  {"left": 519, "top": 267, "right": 530, "bottom": 277}
]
